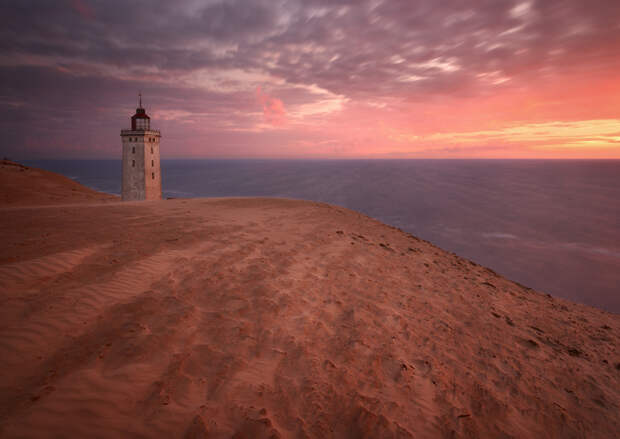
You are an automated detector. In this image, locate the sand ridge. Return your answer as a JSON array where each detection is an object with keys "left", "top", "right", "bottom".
[
  {"left": 0, "top": 165, "right": 618, "bottom": 438},
  {"left": 0, "top": 160, "right": 117, "bottom": 206}
]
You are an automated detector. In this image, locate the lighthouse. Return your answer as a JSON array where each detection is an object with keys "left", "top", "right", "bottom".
[{"left": 120, "top": 94, "right": 162, "bottom": 201}]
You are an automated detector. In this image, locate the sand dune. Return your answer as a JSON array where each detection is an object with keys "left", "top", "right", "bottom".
[
  {"left": 0, "top": 160, "right": 117, "bottom": 206},
  {"left": 0, "top": 163, "right": 618, "bottom": 438}
]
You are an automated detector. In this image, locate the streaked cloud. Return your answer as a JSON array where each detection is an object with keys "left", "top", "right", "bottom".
[
  {"left": 422, "top": 119, "right": 620, "bottom": 152},
  {"left": 0, "top": 0, "right": 619, "bottom": 158}
]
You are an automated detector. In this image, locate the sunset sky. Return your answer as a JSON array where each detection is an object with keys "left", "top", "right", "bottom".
[{"left": 2, "top": 0, "right": 620, "bottom": 159}]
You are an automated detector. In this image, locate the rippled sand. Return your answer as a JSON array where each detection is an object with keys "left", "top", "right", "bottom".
[{"left": 0, "top": 161, "right": 618, "bottom": 438}]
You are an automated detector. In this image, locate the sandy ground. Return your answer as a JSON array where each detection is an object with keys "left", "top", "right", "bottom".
[
  {"left": 0, "top": 160, "right": 118, "bottom": 205},
  {"left": 0, "top": 162, "right": 618, "bottom": 438}
]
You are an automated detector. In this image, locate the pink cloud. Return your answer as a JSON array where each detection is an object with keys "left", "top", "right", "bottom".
[
  {"left": 255, "top": 86, "right": 287, "bottom": 126},
  {"left": 69, "top": 0, "right": 94, "bottom": 20}
]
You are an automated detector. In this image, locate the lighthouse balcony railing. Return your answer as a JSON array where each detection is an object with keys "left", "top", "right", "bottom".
[{"left": 121, "top": 128, "right": 161, "bottom": 135}]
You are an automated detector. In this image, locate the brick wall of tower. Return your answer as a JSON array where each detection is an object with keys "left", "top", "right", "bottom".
[
  {"left": 121, "top": 130, "right": 161, "bottom": 201},
  {"left": 143, "top": 134, "right": 162, "bottom": 200},
  {"left": 121, "top": 134, "right": 145, "bottom": 200}
]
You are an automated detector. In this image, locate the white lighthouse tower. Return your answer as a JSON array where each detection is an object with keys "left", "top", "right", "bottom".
[{"left": 120, "top": 94, "right": 162, "bottom": 201}]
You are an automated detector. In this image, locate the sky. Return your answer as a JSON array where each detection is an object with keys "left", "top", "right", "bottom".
[{"left": 1, "top": 0, "right": 620, "bottom": 159}]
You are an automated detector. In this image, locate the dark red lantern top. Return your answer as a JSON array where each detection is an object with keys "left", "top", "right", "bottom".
[{"left": 131, "top": 93, "right": 150, "bottom": 130}]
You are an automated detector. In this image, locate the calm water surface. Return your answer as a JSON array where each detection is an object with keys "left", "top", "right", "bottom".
[{"left": 25, "top": 159, "right": 620, "bottom": 313}]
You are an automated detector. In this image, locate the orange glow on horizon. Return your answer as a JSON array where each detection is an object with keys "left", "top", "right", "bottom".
[{"left": 255, "top": 70, "right": 620, "bottom": 159}]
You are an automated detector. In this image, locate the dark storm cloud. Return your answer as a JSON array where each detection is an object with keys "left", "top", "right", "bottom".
[
  {"left": 0, "top": 0, "right": 280, "bottom": 70},
  {"left": 264, "top": 0, "right": 620, "bottom": 97},
  {"left": 3, "top": 0, "right": 619, "bottom": 91},
  {"left": 1, "top": 0, "right": 619, "bottom": 157}
]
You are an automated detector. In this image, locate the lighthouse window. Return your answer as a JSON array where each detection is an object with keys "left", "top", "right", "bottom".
[
  {"left": 136, "top": 118, "right": 149, "bottom": 130},
  {"left": 132, "top": 160, "right": 135, "bottom": 167},
  {"left": 152, "top": 172, "right": 155, "bottom": 179},
  {"left": 151, "top": 146, "right": 153, "bottom": 153},
  {"left": 132, "top": 146, "right": 135, "bottom": 153},
  {"left": 151, "top": 159, "right": 154, "bottom": 166}
]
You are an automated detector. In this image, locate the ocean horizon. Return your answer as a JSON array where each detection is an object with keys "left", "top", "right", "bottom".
[{"left": 24, "top": 158, "right": 620, "bottom": 313}]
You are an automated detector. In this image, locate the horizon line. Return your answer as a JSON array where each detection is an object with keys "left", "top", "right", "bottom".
[{"left": 15, "top": 157, "right": 620, "bottom": 161}]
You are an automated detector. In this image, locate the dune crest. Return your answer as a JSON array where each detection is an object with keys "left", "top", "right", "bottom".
[
  {"left": 0, "top": 160, "right": 117, "bottom": 205},
  {"left": 0, "top": 163, "right": 618, "bottom": 438}
]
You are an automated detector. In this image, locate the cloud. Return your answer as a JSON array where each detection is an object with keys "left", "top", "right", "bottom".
[
  {"left": 4, "top": 0, "right": 618, "bottom": 96},
  {"left": 255, "top": 86, "right": 287, "bottom": 127},
  {"left": 0, "top": 0, "right": 619, "bottom": 158},
  {"left": 385, "top": 119, "right": 620, "bottom": 157},
  {"left": 69, "top": 0, "right": 94, "bottom": 20}
]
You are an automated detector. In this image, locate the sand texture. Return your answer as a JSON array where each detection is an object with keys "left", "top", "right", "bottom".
[
  {"left": 0, "top": 164, "right": 618, "bottom": 438},
  {"left": 0, "top": 160, "right": 118, "bottom": 206}
]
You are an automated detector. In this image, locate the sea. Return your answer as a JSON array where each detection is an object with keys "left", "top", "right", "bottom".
[{"left": 24, "top": 159, "right": 620, "bottom": 314}]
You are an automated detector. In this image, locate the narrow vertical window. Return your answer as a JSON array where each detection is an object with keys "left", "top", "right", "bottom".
[
  {"left": 132, "top": 146, "right": 135, "bottom": 153},
  {"left": 151, "top": 159, "right": 154, "bottom": 167},
  {"left": 132, "top": 160, "right": 135, "bottom": 167},
  {"left": 151, "top": 146, "right": 153, "bottom": 153},
  {"left": 152, "top": 172, "right": 155, "bottom": 179}
]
